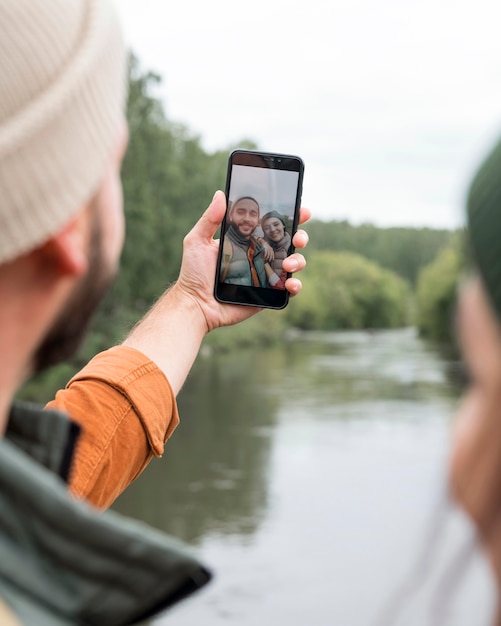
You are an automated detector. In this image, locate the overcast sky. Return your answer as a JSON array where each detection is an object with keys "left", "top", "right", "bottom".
[
  {"left": 229, "top": 165, "right": 300, "bottom": 219},
  {"left": 118, "top": 0, "right": 501, "bottom": 229}
]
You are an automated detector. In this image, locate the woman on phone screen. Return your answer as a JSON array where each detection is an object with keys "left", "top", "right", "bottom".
[{"left": 261, "top": 210, "right": 291, "bottom": 289}]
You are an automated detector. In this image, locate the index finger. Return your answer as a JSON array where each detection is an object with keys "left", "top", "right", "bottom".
[{"left": 298, "top": 207, "right": 311, "bottom": 225}]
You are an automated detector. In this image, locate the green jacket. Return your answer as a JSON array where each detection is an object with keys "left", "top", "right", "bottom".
[
  {"left": 0, "top": 403, "right": 211, "bottom": 626},
  {"left": 222, "top": 225, "right": 267, "bottom": 287}
]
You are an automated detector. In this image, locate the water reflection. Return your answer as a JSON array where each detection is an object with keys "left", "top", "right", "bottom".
[
  {"left": 279, "top": 327, "right": 459, "bottom": 412},
  {"left": 113, "top": 328, "right": 459, "bottom": 540},
  {"left": 112, "top": 328, "right": 494, "bottom": 626},
  {"left": 113, "top": 348, "right": 281, "bottom": 543}
]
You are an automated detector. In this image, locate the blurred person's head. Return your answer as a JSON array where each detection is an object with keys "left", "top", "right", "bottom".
[
  {"left": 228, "top": 197, "right": 260, "bottom": 239},
  {"left": 0, "top": 0, "right": 127, "bottom": 387},
  {"left": 261, "top": 211, "right": 287, "bottom": 244},
  {"left": 450, "top": 136, "right": 501, "bottom": 608}
]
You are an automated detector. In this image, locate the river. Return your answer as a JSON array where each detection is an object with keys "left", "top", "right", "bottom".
[{"left": 112, "top": 327, "right": 496, "bottom": 625}]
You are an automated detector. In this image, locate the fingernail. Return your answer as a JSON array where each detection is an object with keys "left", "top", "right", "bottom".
[{"left": 288, "top": 259, "right": 298, "bottom": 271}]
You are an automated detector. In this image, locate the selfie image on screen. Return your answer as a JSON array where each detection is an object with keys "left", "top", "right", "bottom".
[{"left": 220, "top": 165, "right": 299, "bottom": 290}]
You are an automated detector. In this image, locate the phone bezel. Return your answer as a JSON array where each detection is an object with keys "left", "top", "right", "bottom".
[{"left": 214, "top": 149, "right": 304, "bottom": 309}]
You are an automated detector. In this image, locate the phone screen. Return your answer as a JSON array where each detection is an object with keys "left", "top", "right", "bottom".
[{"left": 214, "top": 149, "right": 304, "bottom": 309}]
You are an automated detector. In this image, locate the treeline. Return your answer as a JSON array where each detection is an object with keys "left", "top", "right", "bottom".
[
  {"left": 113, "top": 56, "right": 461, "bottom": 347},
  {"left": 92, "top": 56, "right": 462, "bottom": 342},
  {"left": 306, "top": 220, "right": 453, "bottom": 286},
  {"left": 19, "top": 54, "right": 465, "bottom": 400},
  {"left": 416, "top": 232, "right": 466, "bottom": 346},
  {"left": 293, "top": 221, "right": 460, "bottom": 341},
  {"left": 286, "top": 251, "right": 411, "bottom": 330}
]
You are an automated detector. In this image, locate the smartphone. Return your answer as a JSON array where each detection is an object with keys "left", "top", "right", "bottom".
[{"left": 214, "top": 149, "right": 304, "bottom": 309}]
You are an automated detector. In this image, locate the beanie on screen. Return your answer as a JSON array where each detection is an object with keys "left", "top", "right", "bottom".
[
  {"left": 0, "top": 0, "right": 127, "bottom": 264},
  {"left": 467, "top": 136, "right": 501, "bottom": 320},
  {"left": 261, "top": 210, "right": 287, "bottom": 228}
]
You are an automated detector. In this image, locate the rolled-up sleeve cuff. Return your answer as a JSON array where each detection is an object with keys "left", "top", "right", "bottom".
[{"left": 67, "top": 345, "right": 179, "bottom": 456}]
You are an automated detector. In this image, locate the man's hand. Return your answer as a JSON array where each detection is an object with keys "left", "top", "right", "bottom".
[
  {"left": 260, "top": 238, "right": 275, "bottom": 262},
  {"left": 173, "top": 190, "right": 310, "bottom": 332},
  {"left": 123, "top": 190, "right": 310, "bottom": 394}
]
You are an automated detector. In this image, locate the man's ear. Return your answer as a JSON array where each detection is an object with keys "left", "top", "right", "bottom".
[{"left": 38, "top": 211, "right": 90, "bottom": 277}]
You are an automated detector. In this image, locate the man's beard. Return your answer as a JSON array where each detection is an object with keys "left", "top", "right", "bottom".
[
  {"left": 231, "top": 221, "right": 255, "bottom": 238},
  {"left": 33, "top": 216, "right": 116, "bottom": 373}
]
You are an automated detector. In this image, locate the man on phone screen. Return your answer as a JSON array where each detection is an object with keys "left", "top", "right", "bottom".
[{"left": 220, "top": 196, "right": 267, "bottom": 287}]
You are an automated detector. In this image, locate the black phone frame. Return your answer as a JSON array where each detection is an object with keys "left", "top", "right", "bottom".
[{"left": 214, "top": 149, "right": 304, "bottom": 309}]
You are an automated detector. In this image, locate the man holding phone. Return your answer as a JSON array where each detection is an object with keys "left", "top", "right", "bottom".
[
  {"left": 0, "top": 0, "right": 310, "bottom": 622},
  {"left": 220, "top": 196, "right": 268, "bottom": 287}
]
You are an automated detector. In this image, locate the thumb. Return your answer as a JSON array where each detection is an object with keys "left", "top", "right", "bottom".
[{"left": 191, "top": 190, "right": 227, "bottom": 241}]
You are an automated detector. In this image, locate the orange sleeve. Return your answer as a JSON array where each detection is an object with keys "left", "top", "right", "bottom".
[{"left": 44, "top": 345, "right": 179, "bottom": 509}]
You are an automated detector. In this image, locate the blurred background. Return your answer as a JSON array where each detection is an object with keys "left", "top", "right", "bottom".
[{"left": 20, "top": 0, "right": 501, "bottom": 623}]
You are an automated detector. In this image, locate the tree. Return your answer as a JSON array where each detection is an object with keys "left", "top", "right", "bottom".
[
  {"left": 286, "top": 251, "right": 412, "bottom": 331},
  {"left": 305, "top": 219, "right": 455, "bottom": 286},
  {"left": 415, "top": 232, "right": 466, "bottom": 343}
]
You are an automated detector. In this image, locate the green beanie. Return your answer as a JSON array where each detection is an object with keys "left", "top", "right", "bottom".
[
  {"left": 261, "top": 210, "right": 287, "bottom": 228},
  {"left": 467, "top": 136, "right": 501, "bottom": 319}
]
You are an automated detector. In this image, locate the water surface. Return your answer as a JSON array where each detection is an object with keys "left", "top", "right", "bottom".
[{"left": 113, "top": 328, "right": 495, "bottom": 625}]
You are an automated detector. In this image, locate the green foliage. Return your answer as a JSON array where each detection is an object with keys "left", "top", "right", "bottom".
[
  {"left": 88, "top": 54, "right": 231, "bottom": 352},
  {"left": 415, "top": 231, "right": 466, "bottom": 342},
  {"left": 19, "top": 363, "right": 79, "bottom": 404},
  {"left": 17, "top": 53, "right": 462, "bottom": 404},
  {"left": 79, "top": 55, "right": 459, "bottom": 349},
  {"left": 285, "top": 251, "right": 412, "bottom": 330}
]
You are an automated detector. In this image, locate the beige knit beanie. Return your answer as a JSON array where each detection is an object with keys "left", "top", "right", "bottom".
[{"left": 0, "top": 0, "right": 127, "bottom": 264}]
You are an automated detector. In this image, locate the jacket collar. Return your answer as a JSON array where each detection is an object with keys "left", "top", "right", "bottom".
[
  {"left": 5, "top": 402, "right": 79, "bottom": 482},
  {"left": 227, "top": 224, "right": 263, "bottom": 251},
  {"left": 0, "top": 404, "right": 211, "bottom": 625}
]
